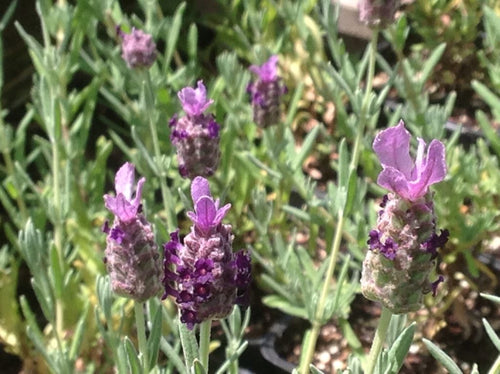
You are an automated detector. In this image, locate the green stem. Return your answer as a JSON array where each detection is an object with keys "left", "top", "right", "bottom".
[
  {"left": 365, "top": 307, "right": 393, "bottom": 374},
  {"left": 143, "top": 72, "right": 177, "bottom": 232},
  {"left": 298, "top": 27, "right": 380, "bottom": 374},
  {"left": 51, "top": 134, "right": 65, "bottom": 342},
  {"left": 298, "top": 210, "right": 344, "bottom": 374},
  {"left": 199, "top": 319, "right": 212, "bottom": 371},
  {"left": 488, "top": 354, "right": 500, "bottom": 374},
  {"left": 135, "top": 302, "right": 149, "bottom": 372}
]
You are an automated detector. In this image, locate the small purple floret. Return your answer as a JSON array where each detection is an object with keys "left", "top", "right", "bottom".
[
  {"left": 431, "top": 275, "right": 445, "bottom": 297},
  {"left": 421, "top": 229, "right": 449, "bottom": 259}
]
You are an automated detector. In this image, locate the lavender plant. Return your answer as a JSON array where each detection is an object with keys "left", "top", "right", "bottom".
[{"left": 2, "top": 0, "right": 500, "bottom": 373}]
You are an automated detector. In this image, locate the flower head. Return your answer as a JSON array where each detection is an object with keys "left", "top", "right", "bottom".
[
  {"left": 162, "top": 177, "right": 251, "bottom": 329},
  {"left": 170, "top": 82, "right": 221, "bottom": 178},
  {"left": 119, "top": 28, "right": 156, "bottom": 69},
  {"left": 373, "top": 120, "right": 447, "bottom": 201},
  {"left": 247, "top": 55, "right": 286, "bottom": 128},
  {"left": 361, "top": 122, "right": 449, "bottom": 313},
  {"left": 103, "top": 162, "right": 162, "bottom": 301}
]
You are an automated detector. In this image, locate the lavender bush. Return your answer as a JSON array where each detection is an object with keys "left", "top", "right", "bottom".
[{"left": 0, "top": 0, "right": 499, "bottom": 373}]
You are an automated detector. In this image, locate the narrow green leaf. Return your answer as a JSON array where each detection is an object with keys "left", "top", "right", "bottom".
[
  {"left": 187, "top": 23, "right": 198, "bottom": 61},
  {"left": 387, "top": 322, "right": 415, "bottom": 373},
  {"left": 292, "top": 124, "right": 321, "bottom": 171},
  {"left": 164, "top": 2, "right": 186, "bottom": 70},
  {"left": 480, "top": 293, "right": 500, "bottom": 304},
  {"left": 472, "top": 80, "right": 500, "bottom": 114},
  {"left": 343, "top": 170, "right": 357, "bottom": 216},
  {"left": 20, "top": 296, "right": 55, "bottom": 369},
  {"left": 147, "top": 303, "right": 163, "bottom": 369},
  {"left": 69, "top": 303, "right": 89, "bottom": 360},
  {"left": 423, "top": 339, "right": 463, "bottom": 374},
  {"left": 483, "top": 318, "right": 500, "bottom": 352},
  {"left": 262, "top": 295, "right": 308, "bottom": 319},
  {"left": 309, "top": 364, "right": 325, "bottom": 374},
  {"left": 179, "top": 319, "right": 199, "bottom": 368},
  {"left": 475, "top": 109, "right": 500, "bottom": 157},
  {"left": 191, "top": 359, "right": 207, "bottom": 374},
  {"left": 124, "top": 337, "right": 142, "bottom": 374},
  {"left": 160, "top": 337, "right": 187, "bottom": 374},
  {"left": 420, "top": 43, "right": 446, "bottom": 84}
]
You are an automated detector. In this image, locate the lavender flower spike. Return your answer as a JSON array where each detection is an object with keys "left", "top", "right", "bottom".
[
  {"left": 361, "top": 121, "right": 449, "bottom": 313},
  {"left": 103, "top": 162, "right": 162, "bottom": 301},
  {"left": 119, "top": 28, "right": 157, "bottom": 69},
  {"left": 170, "top": 81, "right": 221, "bottom": 179},
  {"left": 247, "top": 55, "right": 286, "bottom": 128},
  {"left": 373, "top": 120, "right": 447, "bottom": 202},
  {"left": 162, "top": 177, "right": 251, "bottom": 329},
  {"left": 358, "top": 0, "right": 398, "bottom": 27}
]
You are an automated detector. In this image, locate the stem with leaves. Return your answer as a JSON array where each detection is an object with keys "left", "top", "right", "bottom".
[
  {"left": 298, "top": 27, "right": 380, "bottom": 374},
  {"left": 134, "top": 302, "right": 150, "bottom": 372},
  {"left": 143, "top": 71, "right": 177, "bottom": 233},
  {"left": 365, "top": 307, "right": 393, "bottom": 374},
  {"left": 199, "top": 319, "right": 212, "bottom": 371}
]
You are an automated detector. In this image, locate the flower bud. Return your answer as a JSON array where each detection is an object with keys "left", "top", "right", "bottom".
[
  {"left": 247, "top": 55, "right": 286, "bottom": 128},
  {"left": 103, "top": 163, "right": 162, "bottom": 301},
  {"left": 118, "top": 27, "right": 156, "bottom": 69},
  {"left": 170, "top": 81, "right": 221, "bottom": 179}
]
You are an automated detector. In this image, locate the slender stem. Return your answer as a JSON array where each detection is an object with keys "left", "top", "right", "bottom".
[
  {"left": 51, "top": 134, "right": 65, "bottom": 341},
  {"left": 488, "top": 355, "right": 500, "bottom": 374},
  {"left": 135, "top": 302, "right": 149, "bottom": 372},
  {"left": 143, "top": 72, "right": 177, "bottom": 232},
  {"left": 199, "top": 319, "right": 212, "bottom": 371},
  {"left": 298, "top": 27, "right": 380, "bottom": 374},
  {"left": 365, "top": 307, "right": 393, "bottom": 374},
  {"left": 298, "top": 210, "right": 344, "bottom": 374}
]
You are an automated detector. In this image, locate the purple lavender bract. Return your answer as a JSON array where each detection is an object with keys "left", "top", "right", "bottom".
[
  {"left": 103, "top": 162, "right": 162, "bottom": 301},
  {"left": 119, "top": 28, "right": 157, "bottom": 69},
  {"left": 170, "top": 81, "right": 221, "bottom": 179},
  {"left": 361, "top": 121, "right": 448, "bottom": 313},
  {"left": 162, "top": 177, "right": 251, "bottom": 329},
  {"left": 247, "top": 55, "right": 286, "bottom": 128}
]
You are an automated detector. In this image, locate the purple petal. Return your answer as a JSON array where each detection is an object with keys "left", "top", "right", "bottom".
[
  {"left": 250, "top": 55, "right": 279, "bottom": 82},
  {"left": 194, "top": 196, "right": 217, "bottom": 230},
  {"left": 373, "top": 120, "right": 414, "bottom": 179},
  {"left": 213, "top": 203, "right": 231, "bottom": 226},
  {"left": 191, "top": 177, "right": 211, "bottom": 203},
  {"left": 178, "top": 80, "right": 214, "bottom": 116},
  {"left": 408, "top": 139, "right": 447, "bottom": 199},
  {"left": 376, "top": 167, "right": 411, "bottom": 199},
  {"left": 115, "top": 162, "right": 136, "bottom": 199}
]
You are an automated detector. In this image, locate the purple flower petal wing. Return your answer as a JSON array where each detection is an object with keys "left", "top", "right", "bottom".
[
  {"left": 377, "top": 167, "right": 411, "bottom": 199},
  {"left": 373, "top": 121, "right": 414, "bottom": 178},
  {"left": 132, "top": 177, "right": 146, "bottom": 209},
  {"left": 213, "top": 203, "right": 231, "bottom": 226},
  {"left": 408, "top": 139, "right": 446, "bottom": 199},
  {"left": 194, "top": 196, "right": 217, "bottom": 230},
  {"left": 250, "top": 55, "right": 279, "bottom": 82},
  {"left": 178, "top": 81, "right": 213, "bottom": 116},
  {"left": 115, "top": 162, "right": 135, "bottom": 199},
  {"left": 104, "top": 194, "right": 136, "bottom": 222},
  {"left": 191, "top": 177, "right": 211, "bottom": 203}
]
